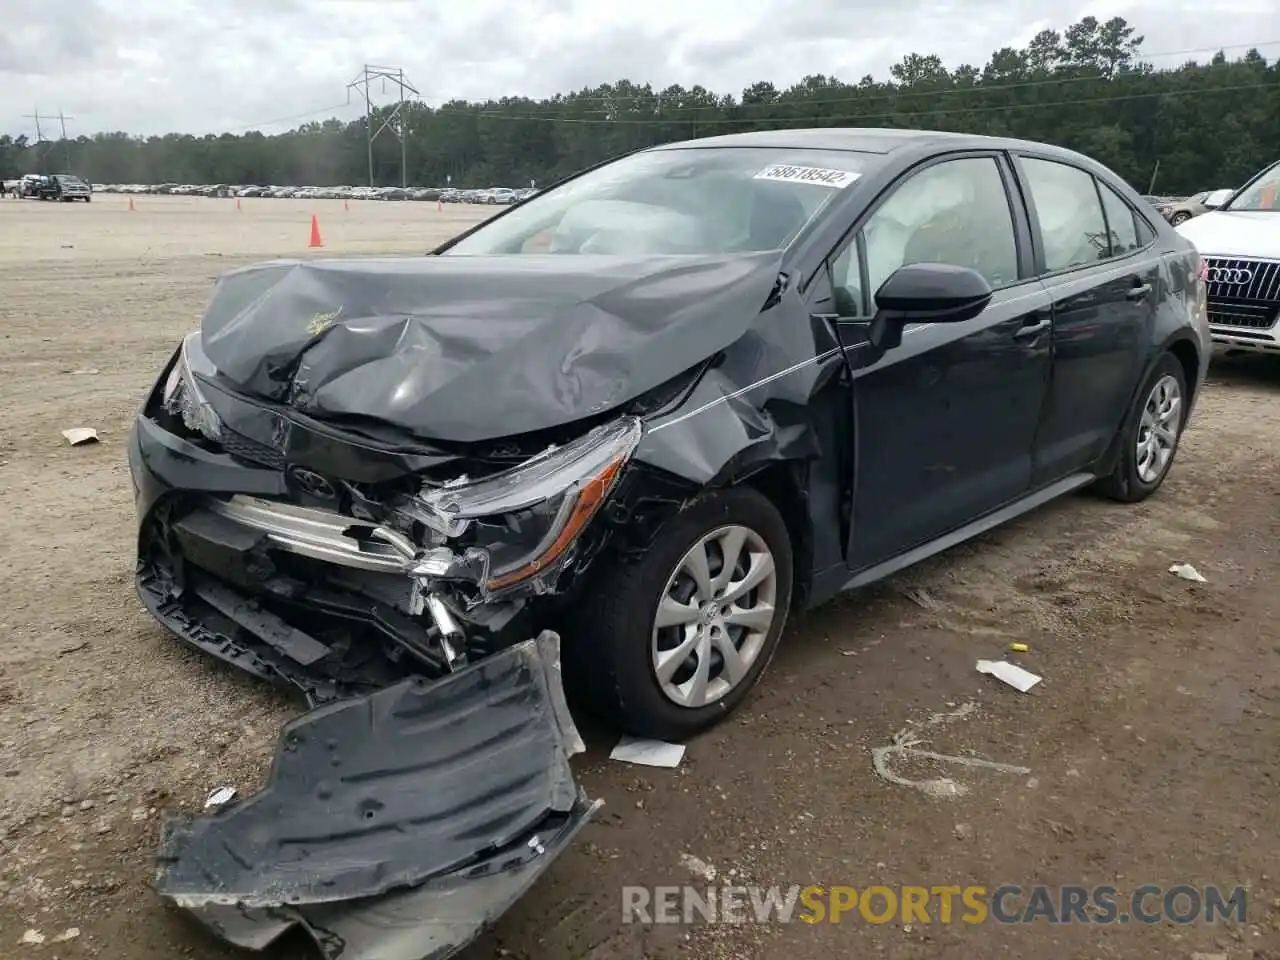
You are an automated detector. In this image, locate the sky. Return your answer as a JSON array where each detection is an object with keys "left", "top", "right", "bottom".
[{"left": 1, "top": 0, "right": 1277, "bottom": 139}]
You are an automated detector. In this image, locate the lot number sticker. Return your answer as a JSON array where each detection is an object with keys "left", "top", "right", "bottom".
[{"left": 753, "top": 164, "right": 861, "bottom": 188}]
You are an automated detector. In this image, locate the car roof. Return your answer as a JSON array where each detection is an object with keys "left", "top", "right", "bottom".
[{"left": 649, "top": 127, "right": 1095, "bottom": 164}]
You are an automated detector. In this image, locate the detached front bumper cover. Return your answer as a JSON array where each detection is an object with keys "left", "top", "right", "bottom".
[{"left": 154, "top": 631, "right": 601, "bottom": 960}]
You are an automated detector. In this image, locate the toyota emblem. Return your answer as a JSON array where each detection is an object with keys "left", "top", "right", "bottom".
[
  {"left": 1206, "top": 267, "right": 1253, "bottom": 285},
  {"left": 288, "top": 466, "right": 336, "bottom": 500}
]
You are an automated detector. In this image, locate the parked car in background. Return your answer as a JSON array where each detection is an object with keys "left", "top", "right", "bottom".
[
  {"left": 18, "top": 173, "right": 93, "bottom": 201},
  {"left": 1160, "top": 188, "right": 1235, "bottom": 225},
  {"left": 1175, "top": 159, "right": 1280, "bottom": 355},
  {"left": 90, "top": 181, "right": 528, "bottom": 203},
  {"left": 49, "top": 174, "right": 92, "bottom": 201}
]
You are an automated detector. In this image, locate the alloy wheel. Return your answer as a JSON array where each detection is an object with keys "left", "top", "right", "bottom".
[
  {"left": 1135, "top": 373, "right": 1182, "bottom": 484},
  {"left": 650, "top": 524, "right": 779, "bottom": 709}
]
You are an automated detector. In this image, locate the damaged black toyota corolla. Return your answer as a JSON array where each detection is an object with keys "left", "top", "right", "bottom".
[{"left": 128, "top": 129, "right": 1210, "bottom": 957}]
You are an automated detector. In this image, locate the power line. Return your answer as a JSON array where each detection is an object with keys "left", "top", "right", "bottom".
[
  {"left": 30, "top": 37, "right": 1272, "bottom": 144},
  {"left": 445, "top": 60, "right": 1277, "bottom": 121},
  {"left": 223, "top": 102, "right": 355, "bottom": 135},
  {"left": 185, "top": 37, "right": 1280, "bottom": 141},
  {"left": 430, "top": 38, "right": 1280, "bottom": 110},
  {"left": 462, "top": 81, "right": 1273, "bottom": 126}
]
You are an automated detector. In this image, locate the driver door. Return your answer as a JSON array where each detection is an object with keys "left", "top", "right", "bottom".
[{"left": 813, "top": 153, "right": 1055, "bottom": 573}]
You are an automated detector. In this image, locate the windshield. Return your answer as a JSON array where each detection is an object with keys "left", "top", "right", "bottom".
[
  {"left": 1225, "top": 161, "right": 1280, "bottom": 212},
  {"left": 441, "top": 146, "right": 877, "bottom": 256}
]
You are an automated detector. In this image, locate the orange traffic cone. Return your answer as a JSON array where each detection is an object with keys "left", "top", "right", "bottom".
[
  {"left": 308, "top": 215, "right": 324, "bottom": 248},
  {"left": 236, "top": 197, "right": 242, "bottom": 211},
  {"left": 343, "top": 199, "right": 349, "bottom": 212},
  {"left": 128, "top": 196, "right": 136, "bottom": 211},
  {"left": 436, "top": 198, "right": 442, "bottom": 212}
]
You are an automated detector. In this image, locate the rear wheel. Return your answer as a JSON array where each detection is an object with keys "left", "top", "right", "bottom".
[
  {"left": 1094, "top": 352, "right": 1187, "bottom": 502},
  {"left": 1170, "top": 211, "right": 1192, "bottom": 225},
  {"left": 568, "top": 486, "right": 794, "bottom": 741}
]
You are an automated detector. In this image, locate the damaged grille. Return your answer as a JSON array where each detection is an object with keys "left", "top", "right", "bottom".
[{"left": 216, "top": 429, "right": 285, "bottom": 469}]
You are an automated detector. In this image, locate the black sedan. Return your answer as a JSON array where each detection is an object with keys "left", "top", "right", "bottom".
[
  {"left": 128, "top": 127, "right": 1211, "bottom": 957},
  {"left": 130, "top": 128, "right": 1209, "bottom": 744}
]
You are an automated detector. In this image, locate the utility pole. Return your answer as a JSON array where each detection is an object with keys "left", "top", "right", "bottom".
[
  {"left": 346, "top": 64, "right": 419, "bottom": 188},
  {"left": 22, "top": 108, "right": 75, "bottom": 171}
]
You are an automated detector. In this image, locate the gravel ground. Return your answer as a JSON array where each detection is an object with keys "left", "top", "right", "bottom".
[{"left": 0, "top": 194, "right": 1277, "bottom": 959}]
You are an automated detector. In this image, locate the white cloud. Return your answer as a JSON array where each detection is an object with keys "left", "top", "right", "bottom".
[{"left": 1, "top": 0, "right": 1276, "bottom": 137}]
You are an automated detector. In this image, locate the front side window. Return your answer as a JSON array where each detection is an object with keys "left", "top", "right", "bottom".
[
  {"left": 1021, "top": 158, "right": 1109, "bottom": 272},
  {"left": 830, "top": 156, "right": 1019, "bottom": 315},
  {"left": 1225, "top": 160, "right": 1280, "bottom": 212},
  {"left": 442, "top": 147, "right": 879, "bottom": 257}
]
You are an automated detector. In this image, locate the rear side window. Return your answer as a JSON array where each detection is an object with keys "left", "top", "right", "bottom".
[
  {"left": 1021, "top": 158, "right": 1109, "bottom": 272},
  {"left": 1134, "top": 213, "right": 1156, "bottom": 246},
  {"left": 1097, "top": 181, "right": 1142, "bottom": 256}
]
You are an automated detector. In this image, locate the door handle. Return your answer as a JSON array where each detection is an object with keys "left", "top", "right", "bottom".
[
  {"left": 1013, "top": 318, "right": 1051, "bottom": 340},
  {"left": 1126, "top": 283, "right": 1152, "bottom": 300}
]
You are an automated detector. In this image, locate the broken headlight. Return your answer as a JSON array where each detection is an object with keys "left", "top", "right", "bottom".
[
  {"left": 418, "top": 417, "right": 643, "bottom": 592},
  {"left": 160, "top": 332, "right": 223, "bottom": 441}
]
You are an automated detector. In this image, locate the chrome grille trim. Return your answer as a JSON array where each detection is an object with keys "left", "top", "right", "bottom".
[{"left": 1204, "top": 256, "right": 1280, "bottom": 331}]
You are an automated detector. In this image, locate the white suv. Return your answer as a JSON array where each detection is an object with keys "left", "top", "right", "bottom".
[{"left": 1176, "top": 160, "right": 1280, "bottom": 355}]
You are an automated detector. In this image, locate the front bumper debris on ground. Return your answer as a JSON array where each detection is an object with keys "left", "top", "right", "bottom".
[{"left": 153, "top": 631, "right": 601, "bottom": 960}]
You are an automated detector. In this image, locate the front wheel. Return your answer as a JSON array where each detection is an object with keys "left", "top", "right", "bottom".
[
  {"left": 568, "top": 486, "right": 794, "bottom": 741},
  {"left": 1170, "top": 211, "right": 1192, "bottom": 225},
  {"left": 1094, "top": 352, "right": 1188, "bottom": 502}
]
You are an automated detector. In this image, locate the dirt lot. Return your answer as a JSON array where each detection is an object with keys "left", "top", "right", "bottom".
[{"left": 1, "top": 193, "right": 1278, "bottom": 959}]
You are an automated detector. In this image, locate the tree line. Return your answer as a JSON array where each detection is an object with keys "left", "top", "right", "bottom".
[{"left": 2, "top": 16, "right": 1277, "bottom": 196}]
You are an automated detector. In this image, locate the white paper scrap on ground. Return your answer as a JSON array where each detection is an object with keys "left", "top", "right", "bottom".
[
  {"left": 61, "top": 427, "right": 99, "bottom": 446},
  {"left": 1169, "top": 563, "right": 1207, "bottom": 583},
  {"left": 610, "top": 736, "right": 686, "bottom": 768},
  {"left": 976, "top": 659, "right": 1042, "bottom": 693},
  {"left": 204, "top": 785, "right": 237, "bottom": 809}
]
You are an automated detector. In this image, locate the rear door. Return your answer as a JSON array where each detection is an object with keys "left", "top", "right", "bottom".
[{"left": 1011, "top": 156, "right": 1156, "bottom": 485}]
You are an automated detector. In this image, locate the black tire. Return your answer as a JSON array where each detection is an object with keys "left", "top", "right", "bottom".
[
  {"left": 567, "top": 486, "right": 794, "bottom": 741},
  {"left": 1170, "top": 211, "right": 1192, "bottom": 225},
  {"left": 1094, "top": 352, "right": 1188, "bottom": 503}
]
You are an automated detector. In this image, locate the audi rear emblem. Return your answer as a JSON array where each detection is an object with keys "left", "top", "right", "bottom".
[
  {"left": 1207, "top": 267, "right": 1253, "bottom": 285},
  {"left": 288, "top": 466, "right": 336, "bottom": 500}
]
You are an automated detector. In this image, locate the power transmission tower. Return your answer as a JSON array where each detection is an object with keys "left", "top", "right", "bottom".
[
  {"left": 346, "top": 65, "right": 420, "bottom": 188},
  {"left": 22, "top": 108, "right": 75, "bottom": 171}
]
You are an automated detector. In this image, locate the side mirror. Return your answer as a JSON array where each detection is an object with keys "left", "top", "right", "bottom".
[
  {"left": 1202, "top": 189, "right": 1233, "bottom": 210},
  {"left": 869, "top": 263, "right": 993, "bottom": 350}
]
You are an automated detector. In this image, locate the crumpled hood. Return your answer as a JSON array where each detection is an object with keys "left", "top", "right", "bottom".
[
  {"left": 1175, "top": 210, "right": 1280, "bottom": 259},
  {"left": 200, "top": 251, "right": 784, "bottom": 443}
]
